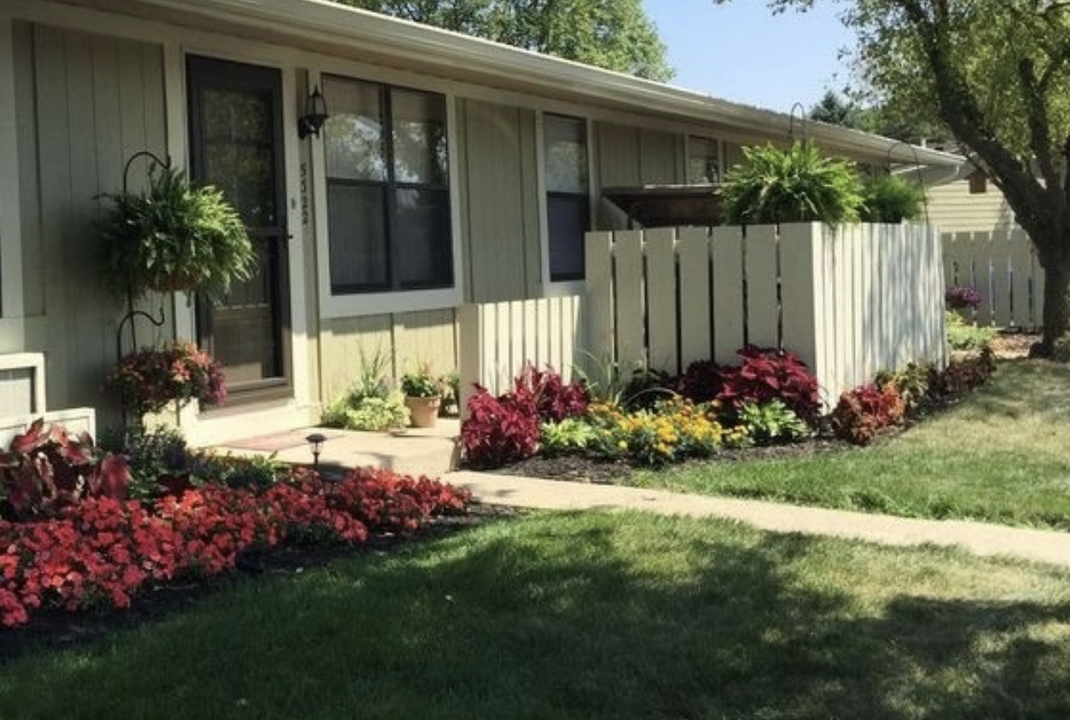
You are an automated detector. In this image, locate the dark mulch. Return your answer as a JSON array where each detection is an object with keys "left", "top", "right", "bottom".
[
  {"left": 489, "top": 436, "right": 857, "bottom": 485},
  {"left": 0, "top": 504, "right": 518, "bottom": 666}
]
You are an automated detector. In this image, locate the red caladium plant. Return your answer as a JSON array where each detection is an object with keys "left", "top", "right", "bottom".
[{"left": 0, "top": 419, "right": 131, "bottom": 521}]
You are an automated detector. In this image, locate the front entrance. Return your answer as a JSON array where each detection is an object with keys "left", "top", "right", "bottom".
[{"left": 187, "top": 56, "right": 290, "bottom": 398}]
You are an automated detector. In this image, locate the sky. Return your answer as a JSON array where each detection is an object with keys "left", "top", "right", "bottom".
[{"left": 641, "top": 0, "right": 855, "bottom": 113}]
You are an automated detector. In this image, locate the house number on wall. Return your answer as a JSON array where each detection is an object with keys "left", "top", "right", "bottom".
[{"left": 300, "top": 162, "right": 309, "bottom": 227}]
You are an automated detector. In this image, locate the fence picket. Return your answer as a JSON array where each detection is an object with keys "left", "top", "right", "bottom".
[
  {"left": 677, "top": 227, "right": 712, "bottom": 368},
  {"left": 646, "top": 227, "right": 679, "bottom": 372},
  {"left": 744, "top": 224, "right": 779, "bottom": 348},
  {"left": 712, "top": 226, "right": 745, "bottom": 363},
  {"left": 615, "top": 231, "right": 646, "bottom": 373}
]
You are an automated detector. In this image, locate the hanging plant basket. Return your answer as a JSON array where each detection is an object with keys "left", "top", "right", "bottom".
[{"left": 96, "top": 161, "right": 255, "bottom": 301}]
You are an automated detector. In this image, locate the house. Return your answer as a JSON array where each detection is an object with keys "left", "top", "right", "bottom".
[{"left": 0, "top": 0, "right": 965, "bottom": 444}]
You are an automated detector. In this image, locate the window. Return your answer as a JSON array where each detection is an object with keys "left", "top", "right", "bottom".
[
  {"left": 544, "top": 114, "right": 589, "bottom": 282},
  {"left": 323, "top": 76, "right": 451, "bottom": 294},
  {"left": 688, "top": 135, "right": 721, "bottom": 184}
]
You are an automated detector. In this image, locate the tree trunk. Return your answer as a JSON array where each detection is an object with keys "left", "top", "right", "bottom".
[{"left": 1038, "top": 257, "right": 1070, "bottom": 357}]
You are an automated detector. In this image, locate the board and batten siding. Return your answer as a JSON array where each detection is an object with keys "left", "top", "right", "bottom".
[
  {"left": 927, "top": 179, "right": 1016, "bottom": 234},
  {"left": 595, "top": 122, "right": 684, "bottom": 230},
  {"left": 457, "top": 98, "right": 542, "bottom": 303},
  {"left": 16, "top": 22, "right": 171, "bottom": 417},
  {"left": 318, "top": 311, "right": 458, "bottom": 403}
]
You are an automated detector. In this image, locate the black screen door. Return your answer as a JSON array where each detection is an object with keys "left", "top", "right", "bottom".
[{"left": 187, "top": 56, "right": 290, "bottom": 396}]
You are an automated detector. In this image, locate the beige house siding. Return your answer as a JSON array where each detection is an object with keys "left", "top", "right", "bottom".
[
  {"left": 595, "top": 122, "right": 685, "bottom": 230},
  {"left": 927, "top": 179, "right": 1016, "bottom": 234},
  {"left": 318, "top": 310, "right": 458, "bottom": 402},
  {"left": 458, "top": 98, "right": 541, "bottom": 304},
  {"left": 15, "top": 22, "right": 172, "bottom": 418}
]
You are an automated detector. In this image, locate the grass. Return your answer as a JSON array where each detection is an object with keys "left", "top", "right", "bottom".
[
  {"left": 2, "top": 511, "right": 1070, "bottom": 719},
  {"left": 631, "top": 360, "right": 1070, "bottom": 529}
]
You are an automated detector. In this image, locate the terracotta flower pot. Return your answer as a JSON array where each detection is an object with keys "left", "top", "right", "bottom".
[{"left": 405, "top": 395, "right": 441, "bottom": 428}]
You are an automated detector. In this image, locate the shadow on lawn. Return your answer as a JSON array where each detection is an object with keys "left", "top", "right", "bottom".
[
  {"left": 2, "top": 515, "right": 1069, "bottom": 720},
  {"left": 960, "top": 360, "right": 1070, "bottom": 422}
]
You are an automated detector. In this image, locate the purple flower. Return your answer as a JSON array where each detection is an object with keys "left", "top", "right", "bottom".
[{"left": 945, "top": 286, "right": 982, "bottom": 311}]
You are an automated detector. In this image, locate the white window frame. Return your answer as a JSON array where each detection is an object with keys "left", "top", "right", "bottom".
[
  {"left": 539, "top": 113, "right": 595, "bottom": 297},
  {"left": 312, "top": 69, "right": 463, "bottom": 319}
]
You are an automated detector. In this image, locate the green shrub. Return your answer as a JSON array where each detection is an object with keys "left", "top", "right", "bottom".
[
  {"left": 946, "top": 311, "right": 996, "bottom": 350},
  {"left": 861, "top": 173, "right": 925, "bottom": 223},
  {"left": 120, "top": 426, "right": 191, "bottom": 500},
  {"left": 721, "top": 141, "right": 864, "bottom": 226},
  {"left": 539, "top": 418, "right": 597, "bottom": 456},
  {"left": 874, "top": 361, "right": 933, "bottom": 413},
  {"left": 189, "top": 451, "right": 286, "bottom": 489},
  {"left": 322, "top": 394, "right": 410, "bottom": 432},
  {"left": 735, "top": 400, "right": 811, "bottom": 445}
]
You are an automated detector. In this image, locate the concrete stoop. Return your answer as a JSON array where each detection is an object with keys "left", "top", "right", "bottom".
[{"left": 209, "top": 419, "right": 461, "bottom": 479}]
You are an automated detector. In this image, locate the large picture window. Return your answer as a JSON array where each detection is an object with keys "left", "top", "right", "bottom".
[
  {"left": 323, "top": 76, "right": 451, "bottom": 294},
  {"left": 544, "top": 114, "right": 589, "bottom": 282}
]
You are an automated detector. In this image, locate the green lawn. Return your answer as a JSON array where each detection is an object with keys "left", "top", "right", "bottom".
[
  {"left": 3, "top": 512, "right": 1070, "bottom": 719},
  {"left": 632, "top": 360, "right": 1070, "bottom": 529}
]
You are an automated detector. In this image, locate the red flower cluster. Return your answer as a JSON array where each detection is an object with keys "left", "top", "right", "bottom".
[
  {"left": 107, "top": 341, "right": 227, "bottom": 416},
  {"left": 0, "top": 469, "right": 470, "bottom": 627}
]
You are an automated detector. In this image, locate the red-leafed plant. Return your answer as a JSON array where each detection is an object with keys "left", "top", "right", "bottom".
[
  {"left": 461, "top": 364, "right": 588, "bottom": 468},
  {"left": 461, "top": 389, "right": 540, "bottom": 468},
  {"left": 717, "top": 346, "right": 821, "bottom": 425},
  {"left": 677, "top": 359, "right": 725, "bottom": 404},
  {"left": 830, "top": 383, "right": 906, "bottom": 446},
  {"left": 512, "top": 363, "right": 590, "bottom": 423},
  {"left": 0, "top": 419, "right": 131, "bottom": 521}
]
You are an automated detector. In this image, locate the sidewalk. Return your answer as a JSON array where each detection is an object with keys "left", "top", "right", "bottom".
[{"left": 444, "top": 471, "right": 1070, "bottom": 568}]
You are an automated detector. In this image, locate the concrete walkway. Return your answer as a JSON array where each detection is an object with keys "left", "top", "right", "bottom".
[
  {"left": 213, "top": 425, "right": 1070, "bottom": 569},
  {"left": 444, "top": 471, "right": 1070, "bottom": 569}
]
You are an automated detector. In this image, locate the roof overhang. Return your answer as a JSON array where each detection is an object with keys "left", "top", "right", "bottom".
[{"left": 62, "top": 0, "right": 964, "bottom": 170}]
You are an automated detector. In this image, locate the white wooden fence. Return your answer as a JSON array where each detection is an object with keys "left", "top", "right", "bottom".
[
  {"left": 942, "top": 228, "right": 1042, "bottom": 329},
  {"left": 585, "top": 223, "right": 947, "bottom": 407},
  {"left": 457, "top": 296, "right": 583, "bottom": 409}
]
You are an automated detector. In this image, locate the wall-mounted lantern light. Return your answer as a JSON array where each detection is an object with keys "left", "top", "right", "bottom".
[{"left": 298, "top": 85, "right": 329, "bottom": 140}]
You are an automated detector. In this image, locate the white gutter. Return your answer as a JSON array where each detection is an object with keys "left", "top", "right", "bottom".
[{"left": 120, "top": 0, "right": 963, "bottom": 168}]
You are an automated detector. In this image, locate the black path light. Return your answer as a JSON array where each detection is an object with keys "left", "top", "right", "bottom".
[{"left": 305, "top": 432, "right": 328, "bottom": 469}]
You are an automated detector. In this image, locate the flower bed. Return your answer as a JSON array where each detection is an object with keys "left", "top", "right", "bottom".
[
  {"left": 460, "top": 347, "right": 999, "bottom": 469},
  {"left": 0, "top": 464, "right": 469, "bottom": 628}
]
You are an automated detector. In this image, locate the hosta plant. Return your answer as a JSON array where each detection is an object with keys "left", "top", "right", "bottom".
[{"left": 736, "top": 400, "right": 811, "bottom": 445}]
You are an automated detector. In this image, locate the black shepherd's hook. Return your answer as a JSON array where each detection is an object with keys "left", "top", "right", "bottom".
[
  {"left": 114, "top": 150, "right": 172, "bottom": 430},
  {"left": 122, "top": 150, "right": 170, "bottom": 195},
  {"left": 884, "top": 140, "right": 931, "bottom": 225}
]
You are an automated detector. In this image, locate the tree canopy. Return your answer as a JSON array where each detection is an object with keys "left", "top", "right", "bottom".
[
  {"left": 338, "top": 0, "right": 674, "bottom": 81},
  {"left": 721, "top": 0, "right": 1070, "bottom": 354}
]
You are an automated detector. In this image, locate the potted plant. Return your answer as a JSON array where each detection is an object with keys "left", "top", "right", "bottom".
[
  {"left": 400, "top": 368, "right": 444, "bottom": 428},
  {"left": 96, "top": 163, "right": 255, "bottom": 300},
  {"left": 106, "top": 341, "right": 227, "bottom": 420}
]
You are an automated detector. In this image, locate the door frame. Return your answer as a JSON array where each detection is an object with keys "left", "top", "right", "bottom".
[
  {"left": 186, "top": 54, "right": 292, "bottom": 400},
  {"left": 169, "top": 46, "right": 313, "bottom": 438}
]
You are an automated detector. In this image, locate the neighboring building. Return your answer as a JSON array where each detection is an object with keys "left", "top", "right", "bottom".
[
  {"left": 0, "top": 0, "right": 965, "bottom": 442},
  {"left": 927, "top": 168, "right": 1017, "bottom": 234}
]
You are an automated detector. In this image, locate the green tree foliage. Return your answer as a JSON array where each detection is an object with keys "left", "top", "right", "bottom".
[
  {"left": 809, "top": 90, "right": 867, "bottom": 129},
  {"left": 719, "top": 0, "right": 1070, "bottom": 355},
  {"left": 339, "top": 0, "right": 673, "bottom": 81}
]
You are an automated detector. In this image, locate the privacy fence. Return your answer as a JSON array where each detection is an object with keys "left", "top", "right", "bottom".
[
  {"left": 584, "top": 223, "right": 946, "bottom": 406},
  {"left": 942, "top": 227, "right": 1042, "bottom": 330},
  {"left": 459, "top": 222, "right": 947, "bottom": 409}
]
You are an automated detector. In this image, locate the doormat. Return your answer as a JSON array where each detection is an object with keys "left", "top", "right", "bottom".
[{"left": 221, "top": 429, "right": 342, "bottom": 453}]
